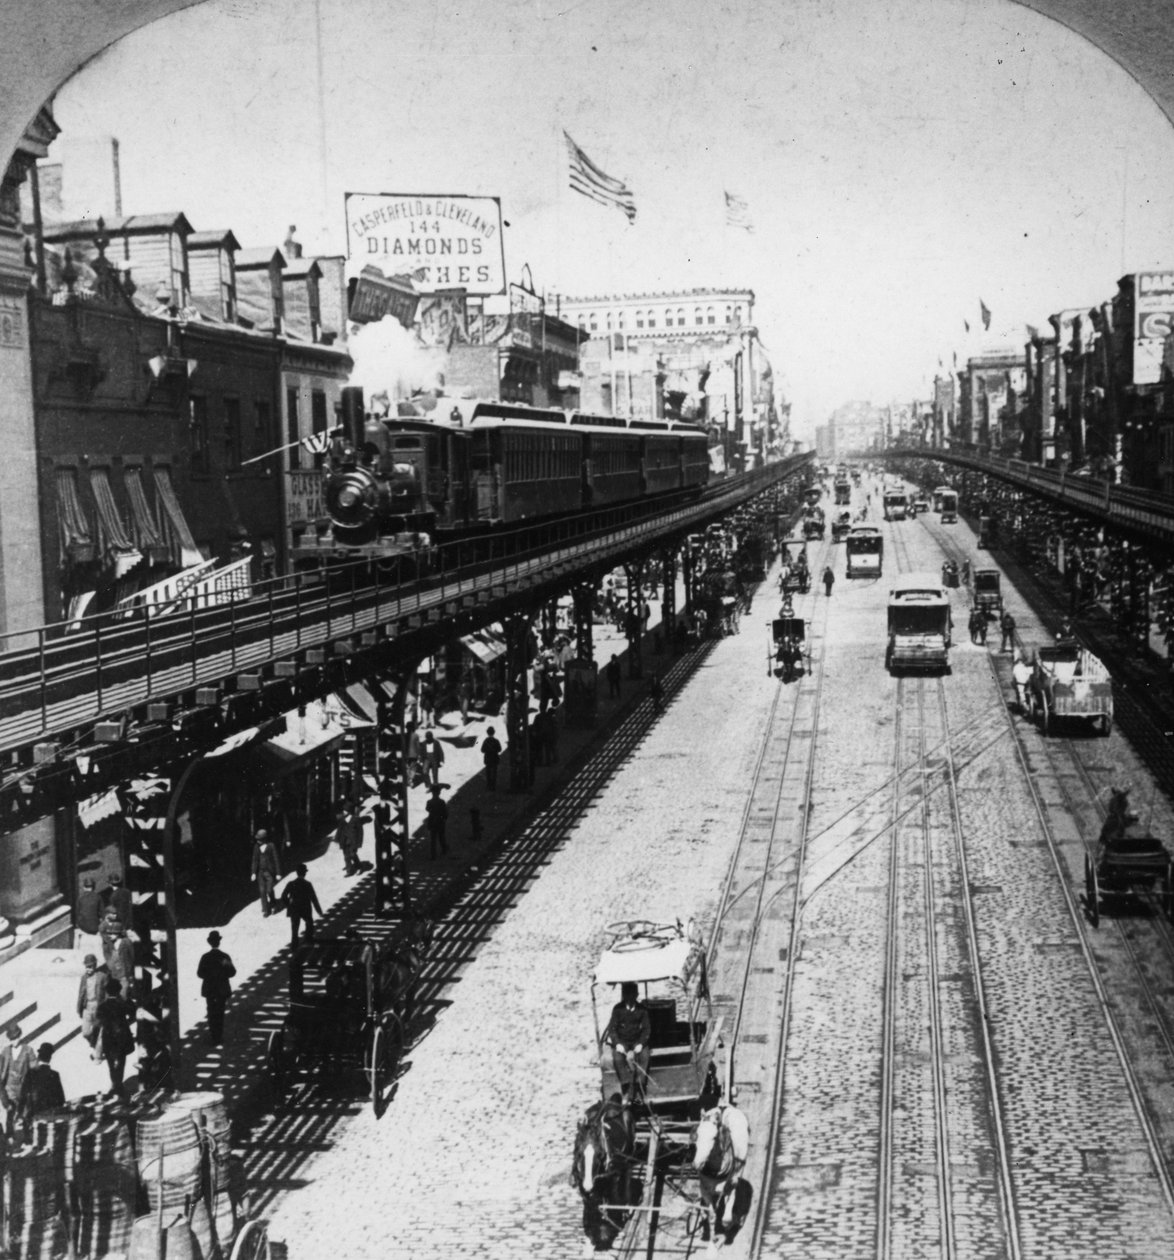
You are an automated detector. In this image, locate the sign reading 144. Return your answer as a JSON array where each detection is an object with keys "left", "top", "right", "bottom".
[{"left": 345, "top": 193, "right": 506, "bottom": 296}]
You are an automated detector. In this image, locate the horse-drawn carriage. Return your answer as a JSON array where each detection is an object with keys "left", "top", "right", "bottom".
[
  {"left": 573, "top": 920, "right": 746, "bottom": 1253},
  {"left": 973, "top": 568, "right": 1003, "bottom": 619},
  {"left": 831, "top": 510, "right": 852, "bottom": 543},
  {"left": 1085, "top": 788, "right": 1174, "bottom": 929},
  {"left": 778, "top": 537, "right": 810, "bottom": 596},
  {"left": 770, "top": 615, "right": 811, "bottom": 681},
  {"left": 265, "top": 923, "right": 431, "bottom": 1113}
]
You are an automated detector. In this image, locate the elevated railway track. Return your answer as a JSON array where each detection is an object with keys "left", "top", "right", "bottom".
[{"left": 0, "top": 456, "right": 811, "bottom": 821}]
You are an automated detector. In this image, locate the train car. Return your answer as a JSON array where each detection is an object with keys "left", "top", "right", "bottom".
[
  {"left": 886, "top": 572, "right": 952, "bottom": 673},
  {"left": 845, "top": 525, "right": 883, "bottom": 577},
  {"left": 939, "top": 488, "right": 958, "bottom": 523},
  {"left": 300, "top": 389, "right": 709, "bottom": 563},
  {"left": 834, "top": 479, "right": 851, "bottom": 506}
]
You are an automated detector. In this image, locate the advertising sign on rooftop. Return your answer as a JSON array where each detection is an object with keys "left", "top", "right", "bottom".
[
  {"left": 1133, "top": 271, "right": 1174, "bottom": 385},
  {"left": 345, "top": 193, "right": 506, "bottom": 296}
]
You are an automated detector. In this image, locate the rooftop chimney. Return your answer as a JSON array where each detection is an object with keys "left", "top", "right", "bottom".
[{"left": 283, "top": 224, "right": 302, "bottom": 260}]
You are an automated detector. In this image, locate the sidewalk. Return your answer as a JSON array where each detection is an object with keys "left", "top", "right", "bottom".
[{"left": 0, "top": 603, "right": 686, "bottom": 1108}]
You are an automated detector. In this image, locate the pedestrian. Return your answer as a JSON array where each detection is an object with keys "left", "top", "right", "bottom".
[
  {"left": 18, "top": 1044, "right": 65, "bottom": 1136},
  {"left": 1000, "top": 608, "right": 1017, "bottom": 653},
  {"left": 196, "top": 931, "right": 236, "bottom": 1046},
  {"left": 823, "top": 566, "right": 835, "bottom": 597},
  {"left": 0, "top": 1024, "right": 34, "bottom": 1136},
  {"left": 101, "top": 871, "right": 133, "bottom": 937},
  {"left": 606, "top": 654, "right": 622, "bottom": 699},
  {"left": 101, "top": 917, "right": 135, "bottom": 995},
  {"left": 481, "top": 725, "right": 503, "bottom": 791},
  {"left": 422, "top": 732, "right": 445, "bottom": 788},
  {"left": 94, "top": 979, "right": 135, "bottom": 1096},
  {"left": 335, "top": 805, "right": 361, "bottom": 877},
  {"left": 250, "top": 829, "right": 282, "bottom": 916},
  {"left": 457, "top": 673, "right": 472, "bottom": 723},
  {"left": 77, "top": 953, "right": 107, "bottom": 1057},
  {"left": 649, "top": 673, "right": 664, "bottom": 713},
  {"left": 407, "top": 723, "right": 425, "bottom": 787},
  {"left": 968, "top": 606, "right": 986, "bottom": 646},
  {"left": 425, "top": 785, "right": 449, "bottom": 859},
  {"left": 282, "top": 863, "right": 323, "bottom": 946},
  {"left": 74, "top": 875, "right": 103, "bottom": 954},
  {"left": 1012, "top": 651, "right": 1032, "bottom": 714}
]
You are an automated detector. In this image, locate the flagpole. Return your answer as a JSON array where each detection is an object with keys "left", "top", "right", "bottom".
[{"left": 240, "top": 428, "right": 340, "bottom": 467}]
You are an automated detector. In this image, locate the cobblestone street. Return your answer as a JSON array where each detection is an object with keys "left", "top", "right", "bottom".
[{"left": 265, "top": 486, "right": 1174, "bottom": 1259}]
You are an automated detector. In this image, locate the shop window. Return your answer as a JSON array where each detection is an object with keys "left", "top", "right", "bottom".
[
  {"left": 254, "top": 399, "right": 271, "bottom": 463},
  {"left": 635, "top": 311, "right": 644, "bottom": 329},
  {"left": 286, "top": 388, "right": 301, "bottom": 470},
  {"left": 190, "top": 396, "right": 210, "bottom": 474},
  {"left": 706, "top": 307, "right": 715, "bottom": 324},
  {"left": 695, "top": 307, "right": 703, "bottom": 325},
  {"left": 648, "top": 312, "right": 656, "bottom": 328}
]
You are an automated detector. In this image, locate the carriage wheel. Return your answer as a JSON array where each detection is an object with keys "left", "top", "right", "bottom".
[
  {"left": 266, "top": 1030, "right": 287, "bottom": 1106},
  {"left": 1085, "top": 853, "right": 1100, "bottom": 929},
  {"left": 230, "top": 1219, "right": 270, "bottom": 1260}
]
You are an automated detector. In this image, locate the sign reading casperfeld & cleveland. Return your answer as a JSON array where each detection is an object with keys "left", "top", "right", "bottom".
[{"left": 345, "top": 193, "right": 506, "bottom": 296}]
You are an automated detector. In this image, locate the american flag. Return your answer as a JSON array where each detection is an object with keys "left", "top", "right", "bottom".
[
  {"left": 564, "top": 131, "right": 637, "bottom": 224},
  {"left": 301, "top": 428, "right": 337, "bottom": 455},
  {"left": 724, "top": 191, "right": 754, "bottom": 233}
]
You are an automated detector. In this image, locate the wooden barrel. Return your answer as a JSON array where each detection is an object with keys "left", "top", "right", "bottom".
[
  {"left": 29, "top": 1110, "right": 80, "bottom": 1182},
  {"left": 127, "top": 1213, "right": 200, "bottom": 1260},
  {"left": 135, "top": 1106, "right": 202, "bottom": 1211},
  {"left": 74, "top": 1165, "right": 137, "bottom": 1260},
  {"left": 73, "top": 1117, "right": 136, "bottom": 1187},
  {"left": 189, "top": 1195, "right": 217, "bottom": 1260},
  {"left": 5, "top": 1149, "right": 68, "bottom": 1260},
  {"left": 181, "top": 1090, "right": 231, "bottom": 1162}
]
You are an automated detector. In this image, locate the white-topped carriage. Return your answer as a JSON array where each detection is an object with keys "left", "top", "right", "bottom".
[{"left": 590, "top": 919, "right": 726, "bottom": 1115}]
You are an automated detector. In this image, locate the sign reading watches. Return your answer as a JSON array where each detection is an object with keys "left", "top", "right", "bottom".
[{"left": 345, "top": 193, "right": 506, "bottom": 296}]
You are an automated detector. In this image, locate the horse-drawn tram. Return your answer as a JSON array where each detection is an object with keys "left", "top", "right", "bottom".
[{"left": 574, "top": 920, "right": 748, "bottom": 1253}]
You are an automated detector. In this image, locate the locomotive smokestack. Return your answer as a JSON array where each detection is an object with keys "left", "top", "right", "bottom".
[{"left": 341, "top": 386, "right": 366, "bottom": 449}]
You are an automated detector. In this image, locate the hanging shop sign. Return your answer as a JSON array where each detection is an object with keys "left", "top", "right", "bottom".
[
  {"left": 347, "top": 265, "right": 420, "bottom": 328},
  {"left": 346, "top": 193, "right": 506, "bottom": 296}
]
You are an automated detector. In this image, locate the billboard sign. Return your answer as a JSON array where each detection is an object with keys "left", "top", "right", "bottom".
[
  {"left": 1134, "top": 271, "right": 1174, "bottom": 384},
  {"left": 345, "top": 193, "right": 506, "bottom": 296}
]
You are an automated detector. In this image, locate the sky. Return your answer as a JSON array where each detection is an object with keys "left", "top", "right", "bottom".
[{"left": 46, "top": 0, "right": 1174, "bottom": 438}]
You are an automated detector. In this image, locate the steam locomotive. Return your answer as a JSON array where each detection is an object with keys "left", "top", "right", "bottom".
[{"left": 292, "top": 387, "right": 711, "bottom": 563}]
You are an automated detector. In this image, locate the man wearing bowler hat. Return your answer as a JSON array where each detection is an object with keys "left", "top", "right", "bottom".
[{"left": 196, "top": 932, "right": 236, "bottom": 1046}]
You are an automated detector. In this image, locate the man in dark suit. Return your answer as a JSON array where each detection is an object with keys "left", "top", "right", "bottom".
[
  {"left": 101, "top": 871, "right": 134, "bottom": 935},
  {"left": 0, "top": 1025, "right": 35, "bottom": 1136},
  {"left": 18, "top": 1044, "right": 65, "bottom": 1137},
  {"left": 196, "top": 932, "right": 236, "bottom": 1046},
  {"left": 282, "top": 864, "right": 324, "bottom": 946},
  {"left": 250, "top": 830, "right": 282, "bottom": 916}
]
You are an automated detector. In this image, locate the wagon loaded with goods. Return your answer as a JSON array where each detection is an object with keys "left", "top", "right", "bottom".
[
  {"left": 1026, "top": 639, "right": 1113, "bottom": 736},
  {"left": 0, "top": 1089, "right": 269, "bottom": 1259}
]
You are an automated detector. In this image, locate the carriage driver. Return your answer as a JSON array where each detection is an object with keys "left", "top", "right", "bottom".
[{"left": 605, "top": 981, "right": 651, "bottom": 1102}]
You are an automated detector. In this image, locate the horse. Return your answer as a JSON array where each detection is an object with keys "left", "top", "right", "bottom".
[
  {"left": 692, "top": 1102, "right": 750, "bottom": 1250},
  {"left": 571, "top": 1096, "right": 635, "bottom": 1252}
]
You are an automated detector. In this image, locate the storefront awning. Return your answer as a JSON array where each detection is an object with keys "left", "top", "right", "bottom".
[
  {"left": 339, "top": 683, "right": 379, "bottom": 726},
  {"left": 90, "top": 467, "right": 142, "bottom": 576},
  {"left": 153, "top": 466, "right": 204, "bottom": 569},
  {"left": 252, "top": 702, "right": 346, "bottom": 778},
  {"left": 460, "top": 631, "right": 507, "bottom": 666},
  {"left": 123, "top": 466, "right": 169, "bottom": 564},
  {"left": 56, "top": 467, "right": 95, "bottom": 566},
  {"left": 78, "top": 787, "right": 122, "bottom": 829}
]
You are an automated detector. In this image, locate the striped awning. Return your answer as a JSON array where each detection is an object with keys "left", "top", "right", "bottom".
[
  {"left": 89, "top": 467, "right": 142, "bottom": 576},
  {"left": 123, "top": 466, "right": 169, "bottom": 564},
  {"left": 56, "top": 467, "right": 95, "bottom": 566},
  {"left": 153, "top": 466, "right": 203, "bottom": 568}
]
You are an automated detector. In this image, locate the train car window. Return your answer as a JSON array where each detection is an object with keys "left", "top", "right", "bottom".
[{"left": 393, "top": 437, "right": 422, "bottom": 449}]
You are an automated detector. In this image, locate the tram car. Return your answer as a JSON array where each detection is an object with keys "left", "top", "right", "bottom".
[
  {"left": 886, "top": 573, "right": 952, "bottom": 673},
  {"left": 882, "top": 488, "right": 908, "bottom": 521},
  {"left": 845, "top": 525, "right": 883, "bottom": 577},
  {"left": 934, "top": 486, "right": 958, "bottom": 523},
  {"left": 834, "top": 478, "right": 852, "bottom": 506},
  {"left": 297, "top": 387, "right": 711, "bottom": 563}
]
